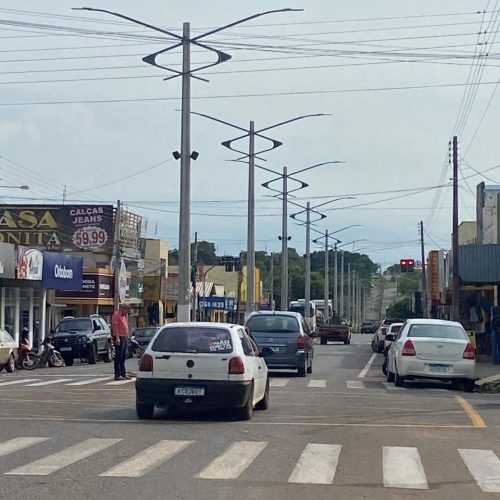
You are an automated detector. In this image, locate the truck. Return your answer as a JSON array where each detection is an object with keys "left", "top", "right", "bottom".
[
  {"left": 317, "top": 314, "right": 351, "bottom": 345},
  {"left": 314, "top": 299, "right": 333, "bottom": 321},
  {"left": 289, "top": 300, "right": 318, "bottom": 333}
]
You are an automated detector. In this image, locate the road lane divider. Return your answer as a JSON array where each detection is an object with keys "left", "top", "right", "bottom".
[
  {"left": 288, "top": 443, "right": 341, "bottom": 484},
  {"left": 383, "top": 446, "right": 428, "bottom": 490},
  {"left": 455, "top": 395, "right": 487, "bottom": 428},
  {"left": 358, "top": 353, "right": 377, "bottom": 378}
]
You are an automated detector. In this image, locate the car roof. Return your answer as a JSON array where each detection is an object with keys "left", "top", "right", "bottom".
[
  {"left": 404, "top": 318, "right": 463, "bottom": 327},
  {"left": 246, "top": 311, "right": 303, "bottom": 319},
  {"left": 159, "top": 322, "right": 239, "bottom": 330}
]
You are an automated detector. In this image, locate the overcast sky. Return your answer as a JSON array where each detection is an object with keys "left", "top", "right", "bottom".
[{"left": 0, "top": 0, "right": 498, "bottom": 269}]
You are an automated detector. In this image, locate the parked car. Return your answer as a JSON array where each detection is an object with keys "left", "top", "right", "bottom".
[
  {"left": 135, "top": 322, "right": 269, "bottom": 420},
  {"left": 245, "top": 311, "right": 313, "bottom": 376},
  {"left": 0, "top": 329, "right": 17, "bottom": 372},
  {"left": 360, "top": 320, "right": 378, "bottom": 334},
  {"left": 132, "top": 327, "right": 158, "bottom": 348},
  {"left": 386, "top": 318, "right": 476, "bottom": 391},
  {"left": 383, "top": 323, "right": 403, "bottom": 350},
  {"left": 52, "top": 315, "right": 114, "bottom": 366},
  {"left": 372, "top": 317, "right": 405, "bottom": 353}
]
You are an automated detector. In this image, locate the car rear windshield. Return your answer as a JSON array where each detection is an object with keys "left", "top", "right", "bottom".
[
  {"left": 407, "top": 324, "right": 467, "bottom": 340},
  {"left": 390, "top": 325, "right": 402, "bottom": 333},
  {"left": 246, "top": 315, "right": 300, "bottom": 333},
  {"left": 135, "top": 328, "right": 157, "bottom": 338},
  {"left": 57, "top": 319, "right": 91, "bottom": 332},
  {"left": 151, "top": 327, "right": 233, "bottom": 354}
]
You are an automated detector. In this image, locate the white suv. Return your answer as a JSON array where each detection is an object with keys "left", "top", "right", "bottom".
[{"left": 135, "top": 322, "right": 269, "bottom": 420}]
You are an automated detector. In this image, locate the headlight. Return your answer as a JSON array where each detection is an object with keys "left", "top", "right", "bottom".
[{"left": 78, "top": 336, "right": 89, "bottom": 343}]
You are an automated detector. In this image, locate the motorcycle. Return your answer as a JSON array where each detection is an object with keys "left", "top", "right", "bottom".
[
  {"left": 127, "top": 338, "right": 143, "bottom": 359},
  {"left": 17, "top": 338, "right": 64, "bottom": 370}
]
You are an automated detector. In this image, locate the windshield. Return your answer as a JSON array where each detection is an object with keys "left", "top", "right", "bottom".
[
  {"left": 152, "top": 327, "right": 233, "bottom": 354},
  {"left": 247, "top": 315, "right": 300, "bottom": 333},
  {"left": 408, "top": 324, "right": 467, "bottom": 340},
  {"left": 56, "top": 319, "right": 92, "bottom": 333},
  {"left": 135, "top": 328, "right": 157, "bottom": 338}
]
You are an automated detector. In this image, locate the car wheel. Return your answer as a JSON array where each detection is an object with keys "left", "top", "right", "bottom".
[
  {"left": 63, "top": 355, "right": 74, "bottom": 366},
  {"left": 377, "top": 341, "right": 385, "bottom": 353},
  {"left": 394, "top": 371, "right": 405, "bottom": 387},
  {"left": 5, "top": 354, "right": 15, "bottom": 373},
  {"left": 136, "top": 400, "right": 154, "bottom": 419},
  {"left": 382, "top": 358, "right": 388, "bottom": 376},
  {"left": 255, "top": 377, "right": 269, "bottom": 411},
  {"left": 344, "top": 337, "right": 351, "bottom": 345},
  {"left": 235, "top": 383, "right": 253, "bottom": 421},
  {"left": 103, "top": 342, "right": 113, "bottom": 363},
  {"left": 463, "top": 379, "right": 475, "bottom": 393},
  {"left": 387, "top": 368, "right": 395, "bottom": 383},
  {"left": 371, "top": 339, "right": 378, "bottom": 352},
  {"left": 297, "top": 362, "right": 307, "bottom": 377},
  {"left": 87, "top": 343, "right": 97, "bottom": 365},
  {"left": 320, "top": 337, "right": 327, "bottom": 345}
]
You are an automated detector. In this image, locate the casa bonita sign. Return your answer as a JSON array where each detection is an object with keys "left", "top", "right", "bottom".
[{"left": 0, "top": 205, "right": 114, "bottom": 253}]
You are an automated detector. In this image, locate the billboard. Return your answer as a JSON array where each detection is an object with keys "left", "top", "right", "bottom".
[
  {"left": 0, "top": 243, "right": 16, "bottom": 279},
  {"left": 17, "top": 246, "right": 43, "bottom": 280},
  {"left": 0, "top": 205, "right": 114, "bottom": 253},
  {"left": 42, "top": 252, "right": 83, "bottom": 290}
]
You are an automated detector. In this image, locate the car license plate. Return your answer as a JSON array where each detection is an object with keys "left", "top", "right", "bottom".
[
  {"left": 269, "top": 346, "right": 281, "bottom": 353},
  {"left": 60, "top": 347, "right": 72, "bottom": 352},
  {"left": 174, "top": 386, "right": 205, "bottom": 396},
  {"left": 428, "top": 364, "right": 450, "bottom": 373}
]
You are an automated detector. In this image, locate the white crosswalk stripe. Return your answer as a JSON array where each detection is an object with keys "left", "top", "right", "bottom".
[
  {"left": 288, "top": 444, "right": 341, "bottom": 484},
  {"left": 66, "top": 377, "right": 112, "bottom": 386},
  {"left": 197, "top": 441, "right": 268, "bottom": 480},
  {"left": 105, "top": 379, "right": 135, "bottom": 386},
  {"left": 459, "top": 449, "right": 500, "bottom": 493},
  {"left": 0, "top": 379, "right": 40, "bottom": 387},
  {"left": 25, "top": 379, "right": 74, "bottom": 387},
  {"left": 382, "top": 382, "right": 407, "bottom": 391},
  {"left": 269, "top": 378, "right": 290, "bottom": 387},
  {"left": 5, "top": 438, "right": 121, "bottom": 476},
  {"left": 100, "top": 440, "right": 193, "bottom": 477},
  {"left": 0, "top": 437, "right": 49, "bottom": 458},
  {"left": 307, "top": 380, "right": 327, "bottom": 388},
  {"left": 347, "top": 380, "right": 366, "bottom": 389},
  {"left": 383, "top": 446, "right": 428, "bottom": 490}
]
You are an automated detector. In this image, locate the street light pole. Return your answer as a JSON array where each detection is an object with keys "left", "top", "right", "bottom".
[
  {"left": 247, "top": 121, "right": 255, "bottom": 316},
  {"left": 305, "top": 202, "right": 311, "bottom": 327},
  {"left": 333, "top": 241, "right": 338, "bottom": 316},
  {"left": 324, "top": 230, "right": 329, "bottom": 322},
  {"left": 281, "top": 166, "right": 289, "bottom": 310},
  {"left": 340, "top": 251, "right": 345, "bottom": 318}
]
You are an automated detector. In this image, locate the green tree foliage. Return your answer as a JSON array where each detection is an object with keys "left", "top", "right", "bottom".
[
  {"left": 398, "top": 271, "right": 421, "bottom": 297},
  {"left": 387, "top": 298, "right": 413, "bottom": 319}
]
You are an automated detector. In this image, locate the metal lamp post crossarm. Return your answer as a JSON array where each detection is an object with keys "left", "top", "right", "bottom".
[{"left": 75, "top": 7, "right": 304, "bottom": 322}]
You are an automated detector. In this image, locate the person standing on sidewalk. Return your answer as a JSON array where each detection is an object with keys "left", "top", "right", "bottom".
[{"left": 112, "top": 302, "right": 130, "bottom": 380}]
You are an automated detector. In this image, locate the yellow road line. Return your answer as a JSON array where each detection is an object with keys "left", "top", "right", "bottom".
[{"left": 455, "top": 395, "right": 487, "bottom": 428}]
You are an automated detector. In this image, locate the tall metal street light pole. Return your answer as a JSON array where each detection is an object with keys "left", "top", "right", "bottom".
[
  {"left": 191, "top": 112, "right": 327, "bottom": 318},
  {"left": 262, "top": 161, "right": 343, "bottom": 311},
  {"left": 74, "top": 7, "right": 302, "bottom": 322}
]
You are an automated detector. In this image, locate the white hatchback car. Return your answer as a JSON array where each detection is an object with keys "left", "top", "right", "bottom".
[
  {"left": 135, "top": 322, "right": 269, "bottom": 420},
  {"left": 383, "top": 323, "right": 403, "bottom": 351},
  {"left": 386, "top": 319, "right": 476, "bottom": 392}
]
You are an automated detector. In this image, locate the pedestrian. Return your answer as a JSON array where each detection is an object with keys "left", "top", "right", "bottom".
[{"left": 112, "top": 302, "right": 130, "bottom": 380}]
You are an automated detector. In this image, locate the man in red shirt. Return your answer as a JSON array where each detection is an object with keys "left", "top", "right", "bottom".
[{"left": 112, "top": 302, "right": 130, "bottom": 381}]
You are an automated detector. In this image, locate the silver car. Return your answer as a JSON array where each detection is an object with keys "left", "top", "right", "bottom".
[{"left": 386, "top": 319, "right": 476, "bottom": 391}]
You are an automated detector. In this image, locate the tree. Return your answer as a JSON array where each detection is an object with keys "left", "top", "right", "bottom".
[{"left": 387, "top": 298, "right": 414, "bottom": 319}]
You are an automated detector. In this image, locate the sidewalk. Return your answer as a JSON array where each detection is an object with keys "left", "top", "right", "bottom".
[{"left": 476, "top": 354, "right": 500, "bottom": 380}]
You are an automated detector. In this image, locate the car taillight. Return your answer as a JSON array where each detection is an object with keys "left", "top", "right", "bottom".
[
  {"left": 463, "top": 343, "right": 475, "bottom": 360},
  {"left": 381, "top": 327, "right": 387, "bottom": 335},
  {"left": 402, "top": 339, "right": 416, "bottom": 356},
  {"left": 297, "top": 335, "right": 306, "bottom": 349},
  {"left": 139, "top": 353, "right": 153, "bottom": 372},
  {"left": 228, "top": 356, "right": 245, "bottom": 374}
]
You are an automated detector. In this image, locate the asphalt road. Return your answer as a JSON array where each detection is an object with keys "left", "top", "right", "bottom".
[{"left": 0, "top": 334, "right": 499, "bottom": 500}]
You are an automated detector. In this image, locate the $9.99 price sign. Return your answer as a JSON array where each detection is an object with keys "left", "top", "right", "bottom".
[{"left": 72, "top": 226, "right": 109, "bottom": 250}]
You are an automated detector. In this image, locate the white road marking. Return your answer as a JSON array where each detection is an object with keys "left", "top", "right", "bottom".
[
  {"left": 66, "top": 377, "right": 112, "bottom": 386},
  {"left": 25, "top": 379, "right": 73, "bottom": 387},
  {"left": 383, "top": 446, "right": 428, "bottom": 490},
  {"left": 459, "top": 449, "right": 500, "bottom": 493},
  {"left": 358, "top": 353, "right": 377, "bottom": 378},
  {"left": 197, "top": 441, "right": 268, "bottom": 480},
  {"left": 347, "top": 380, "right": 366, "bottom": 389},
  {"left": 0, "top": 379, "right": 40, "bottom": 387},
  {"left": 6, "top": 438, "right": 121, "bottom": 476},
  {"left": 382, "top": 382, "right": 407, "bottom": 391},
  {"left": 0, "top": 437, "right": 49, "bottom": 458},
  {"left": 288, "top": 443, "right": 341, "bottom": 484},
  {"left": 100, "top": 440, "right": 193, "bottom": 477},
  {"left": 270, "top": 378, "right": 290, "bottom": 387},
  {"left": 307, "top": 380, "right": 327, "bottom": 388},
  {"left": 105, "top": 379, "right": 135, "bottom": 386}
]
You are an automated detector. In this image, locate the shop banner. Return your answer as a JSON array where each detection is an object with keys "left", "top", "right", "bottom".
[
  {"left": 0, "top": 242, "right": 16, "bottom": 279},
  {"left": 198, "top": 296, "right": 235, "bottom": 311},
  {"left": 42, "top": 252, "right": 83, "bottom": 290},
  {"left": 0, "top": 205, "right": 114, "bottom": 253},
  {"left": 17, "top": 246, "right": 43, "bottom": 280}
]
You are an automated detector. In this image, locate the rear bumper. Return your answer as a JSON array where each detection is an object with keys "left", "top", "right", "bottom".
[
  {"left": 321, "top": 331, "right": 350, "bottom": 341},
  {"left": 135, "top": 378, "right": 252, "bottom": 410},
  {"left": 397, "top": 358, "right": 476, "bottom": 380},
  {"left": 263, "top": 350, "right": 306, "bottom": 370}
]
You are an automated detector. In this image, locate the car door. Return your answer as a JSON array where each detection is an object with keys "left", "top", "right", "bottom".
[
  {"left": 391, "top": 322, "right": 407, "bottom": 372},
  {"left": 238, "top": 328, "right": 265, "bottom": 403}
]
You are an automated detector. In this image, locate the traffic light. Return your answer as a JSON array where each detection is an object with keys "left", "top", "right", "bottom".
[{"left": 400, "top": 259, "right": 415, "bottom": 273}]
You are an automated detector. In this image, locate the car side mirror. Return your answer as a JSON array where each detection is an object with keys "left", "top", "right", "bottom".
[
  {"left": 260, "top": 347, "right": 274, "bottom": 357},
  {"left": 386, "top": 334, "right": 395, "bottom": 342}
]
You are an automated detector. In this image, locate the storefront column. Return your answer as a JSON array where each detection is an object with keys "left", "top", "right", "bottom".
[
  {"left": 40, "top": 289, "right": 47, "bottom": 342},
  {"left": 14, "top": 287, "right": 20, "bottom": 343},
  {"left": 28, "top": 288, "right": 34, "bottom": 346},
  {"left": 0, "top": 287, "right": 4, "bottom": 329}
]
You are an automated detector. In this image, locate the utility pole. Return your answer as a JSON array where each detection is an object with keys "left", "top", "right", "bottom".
[
  {"left": 347, "top": 262, "right": 351, "bottom": 324},
  {"left": 281, "top": 166, "right": 289, "bottom": 311},
  {"left": 340, "top": 251, "right": 345, "bottom": 318},
  {"left": 113, "top": 200, "right": 122, "bottom": 310},
  {"left": 304, "top": 202, "right": 311, "bottom": 328},
  {"left": 333, "top": 241, "right": 338, "bottom": 316},
  {"left": 324, "top": 230, "right": 329, "bottom": 321},
  {"left": 352, "top": 270, "right": 357, "bottom": 329},
  {"left": 451, "top": 136, "right": 459, "bottom": 322},
  {"left": 420, "top": 220, "right": 428, "bottom": 318},
  {"left": 192, "top": 231, "right": 198, "bottom": 321},
  {"left": 246, "top": 121, "right": 255, "bottom": 317},
  {"left": 269, "top": 253, "right": 274, "bottom": 309}
]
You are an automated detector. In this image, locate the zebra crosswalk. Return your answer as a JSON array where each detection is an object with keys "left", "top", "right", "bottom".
[
  {"left": 0, "top": 436, "right": 499, "bottom": 492},
  {"left": 0, "top": 377, "right": 135, "bottom": 389}
]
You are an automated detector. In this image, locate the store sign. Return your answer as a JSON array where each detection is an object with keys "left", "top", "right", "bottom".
[
  {"left": 17, "top": 246, "right": 43, "bottom": 280},
  {"left": 0, "top": 205, "right": 114, "bottom": 253},
  {"left": 0, "top": 242, "right": 16, "bottom": 279},
  {"left": 55, "top": 272, "right": 114, "bottom": 300},
  {"left": 42, "top": 252, "right": 83, "bottom": 290},
  {"left": 118, "top": 260, "right": 127, "bottom": 302},
  {"left": 198, "top": 296, "right": 235, "bottom": 311}
]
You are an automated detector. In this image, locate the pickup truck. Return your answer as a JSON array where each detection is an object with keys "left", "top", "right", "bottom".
[{"left": 317, "top": 316, "right": 351, "bottom": 345}]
